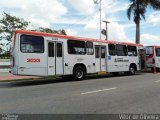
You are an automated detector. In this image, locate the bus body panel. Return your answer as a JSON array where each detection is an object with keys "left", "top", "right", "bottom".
[
  {"left": 155, "top": 56, "right": 160, "bottom": 68},
  {"left": 64, "top": 51, "right": 96, "bottom": 74},
  {"left": 17, "top": 35, "right": 48, "bottom": 76},
  {"left": 47, "top": 39, "right": 64, "bottom": 75},
  {"left": 11, "top": 33, "right": 20, "bottom": 75},
  {"left": 11, "top": 30, "right": 143, "bottom": 77},
  {"left": 107, "top": 56, "right": 139, "bottom": 72},
  {"left": 145, "top": 46, "right": 154, "bottom": 68},
  {"left": 145, "top": 46, "right": 160, "bottom": 68},
  {"left": 94, "top": 44, "right": 107, "bottom": 72},
  {"left": 107, "top": 44, "right": 141, "bottom": 72}
]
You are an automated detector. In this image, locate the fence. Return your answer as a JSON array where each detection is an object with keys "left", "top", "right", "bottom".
[{"left": 0, "top": 59, "right": 10, "bottom": 72}]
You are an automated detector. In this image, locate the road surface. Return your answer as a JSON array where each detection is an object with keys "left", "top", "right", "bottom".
[{"left": 0, "top": 72, "right": 160, "bottom": 114}]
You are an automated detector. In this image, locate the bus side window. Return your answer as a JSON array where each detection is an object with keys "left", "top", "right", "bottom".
[
  {"left": 68, "top": 40, "right": 86, "bottom": 55},
  {"left": 101, "top": 47, "right": 106, "bottom": 58},
  {"left": 20, "top": 35, "right": 44, "bottom": 53},
  {"left": 48, "top": 42, "right": 54, "bottom": 57},
  {"left": 86, "top": 41, "right": 94, "bottom": 55},
  {"left": 156, "top": 48, "right": 160, "bottom": 57},
  {"left": 127, "top": 46, "right": 137, "bottom": 56},
  {"left": 108, "top": 44, "right": 115, "bottom": 56},
  {"left": 57, "top": 43, "right": 62, "bottom": 57},
  {"left": 116, "top": 44, "right": 127, "bottom": 56},
  {"left": 95, "top": 46, "right": 99, "bottom": 58}
]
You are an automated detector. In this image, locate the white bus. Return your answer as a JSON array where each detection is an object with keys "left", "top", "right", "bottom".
[
  {"left": 11, "top": 30, "right": 143, "bottom": 80},
  {"left": 145, "top": 46, "right": 160, "bottom": 71}
]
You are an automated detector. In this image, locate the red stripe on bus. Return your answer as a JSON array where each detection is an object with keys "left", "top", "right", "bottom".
[
  {"left": 13, "top": 32, "right": 17, "bottom": 49},
  {"left": 14, "top": 29, "right": 143, "bottom": 47}
]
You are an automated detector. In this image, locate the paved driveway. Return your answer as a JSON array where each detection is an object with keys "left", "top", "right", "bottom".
[{"left": 0, "top": 72, "right": 39, "bottom": 81}]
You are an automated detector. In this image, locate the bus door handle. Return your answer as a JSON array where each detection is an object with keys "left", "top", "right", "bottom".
[
  {"left": 49, "top": 66, "right": 54, "bottom": 68},
  {"left": 19, "top": 67, "right": 26, "bottom": 69},
  {"left": 65, "top": 63, "right": 68, "bottom": 66}
]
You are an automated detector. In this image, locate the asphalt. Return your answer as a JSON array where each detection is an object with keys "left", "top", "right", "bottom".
[{"left": 0, "top": 72, "right": 160, "bottom": 114}]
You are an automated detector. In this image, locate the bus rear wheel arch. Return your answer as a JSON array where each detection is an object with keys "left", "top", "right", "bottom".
[{"left": 73, "top": 64, "right": 86, "bottom": 80}]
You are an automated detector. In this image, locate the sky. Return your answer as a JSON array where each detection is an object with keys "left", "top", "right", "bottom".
[{"left": 0, "top": 0, "right": 160, "bottom": 46}]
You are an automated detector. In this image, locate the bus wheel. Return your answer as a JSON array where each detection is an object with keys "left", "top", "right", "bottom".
[
  {"left": 129, "top": 66, "right": 135, "bottom": 75},
  {"left": 73, "top": 66, "right": 85, "bottom": 80}
]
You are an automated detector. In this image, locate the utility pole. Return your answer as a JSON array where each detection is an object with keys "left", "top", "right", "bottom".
[
  {"left": 93, "top": 0, "right": 102, "bottom": 39},
  {"left": 103, "top": 20, "right": 110, "bottom": 40}
]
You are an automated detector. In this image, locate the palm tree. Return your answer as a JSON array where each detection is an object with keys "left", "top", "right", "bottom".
[{"left": 127, "top": 0, "right": 160, "bottom": 44}]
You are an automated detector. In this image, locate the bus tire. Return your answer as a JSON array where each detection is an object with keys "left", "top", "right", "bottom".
[
  {"left": 129, "top": 65, "right": 135, "bottom": 75},
  {"left": 73, "top": 66, "right": 85, "bottom": 80}
]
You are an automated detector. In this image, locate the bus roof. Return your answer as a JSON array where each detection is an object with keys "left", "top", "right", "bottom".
[
  {"left": 14, "top": 29, "right": 143, "bottom": 46},
  {"left": 146, "top": 46, "right": 160, "bottom": 48}
]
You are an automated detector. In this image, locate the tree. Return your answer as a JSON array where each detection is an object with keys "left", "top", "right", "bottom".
[
  {"left": 36, "top": 27, "right": 67, "bottom": 35},
  {"left": 0, "top": 12, "right": 29, "bottom": 43},
  {"left": 59, "top": 29, "right": 67, "bottom": 35},
  {"left": 127, "top": 0, "right": 160, "bottom": 43}
]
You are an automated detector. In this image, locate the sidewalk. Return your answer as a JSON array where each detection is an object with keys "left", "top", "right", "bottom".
[{"left": 0, "top": 72, "right": 40, "bottom": 81}]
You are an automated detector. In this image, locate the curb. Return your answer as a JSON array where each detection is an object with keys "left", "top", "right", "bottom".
[{"left": 0, "top": 75, "right": 60, "bottom": 83}]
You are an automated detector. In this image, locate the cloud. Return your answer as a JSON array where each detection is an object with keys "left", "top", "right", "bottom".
[
  {"left": 141, "top": 34, "right": 160, "bottom": 45},
  {"left": 0, "top": 0, "right": 67, "bottom": 28},
  {"left": 83, "top": 11, "right": 129, "bottom": 42},
  {"left": 148, "top": 11, "right": 160, "bottom": 25},
  {"left": 102, "top": 0, "right": 129, "bottom": 14},
  {"left": 66, "top": 29, "right": 77, "bottom": 36},
  {"left": 68, "top": 0, "right": 129, "bottom": 16},
  {"left": 84, "top": 12, "right": 105, "bottom": 31},
  {"left": 107, "top": 22, "right": 129, "bottom": 42},
  {"left": 68, "top": 0, "right": 95, "bottom": 15},
  {"left": 1, "top": 0, "right": 159, "bottom": 47},
  {"left": 0, "top": 0, "right": 23, "bottom": 9}
]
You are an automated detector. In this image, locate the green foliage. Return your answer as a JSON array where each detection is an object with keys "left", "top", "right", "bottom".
[
  {"left": 127, "top": 0, "right": 160, "bottom": 24},
  {"left": 0, "top": 12, "right": 29, "bottom": 53},
  {"left": 0, "top": 12, "right": 29, "bottom": 42},
  {"left": 36, "top": 27, "right": 67, "bottom": 35},
  {"left": 127, "top": 0, "right": 160, "bottom": 43},
  {"left": 0, "top": 51, "right": 10, "bottom": 59},
  {"left": 0, "top": 12, "right": 68, "bottom": 59},
  {"left": 60, "top": 29, "right": 67, "bottom": 35}
]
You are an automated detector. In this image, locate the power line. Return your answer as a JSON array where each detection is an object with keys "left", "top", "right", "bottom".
[
  {"left": 63, "top": 0, "right": 120, "bottom": 32},
  {"left": 63, "top": 9, "right": 100, "bottom": 29}
]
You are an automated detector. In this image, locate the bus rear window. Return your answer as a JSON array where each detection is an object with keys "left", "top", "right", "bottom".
[
  {"left": 145, "top": 47, "right": 152, "bottom": 55},
  {"left": 156, "top": 48, "right": 160, "bottom": 57},
  {"left": 20, "top": 35, "right": 44, "bottom": 53}
]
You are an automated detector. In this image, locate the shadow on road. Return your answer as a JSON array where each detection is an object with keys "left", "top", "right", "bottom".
[{"left": 0, "top": 73, "right": 144, "bottom": 88}]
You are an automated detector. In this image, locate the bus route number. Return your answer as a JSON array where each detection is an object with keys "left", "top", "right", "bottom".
[{"left": 27, "top": 58, "right": 40, "bottom": 62}]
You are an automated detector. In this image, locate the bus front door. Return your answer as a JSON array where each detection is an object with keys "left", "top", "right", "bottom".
[
  {"left": 48, "top": 42, "right": 63, "bottom": 75},
  {"left": 138, "top": 49, "right": 145, "bottom": 70},
  {"left": 95, "top": 46, "right": 107, "bottom": 72}
]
